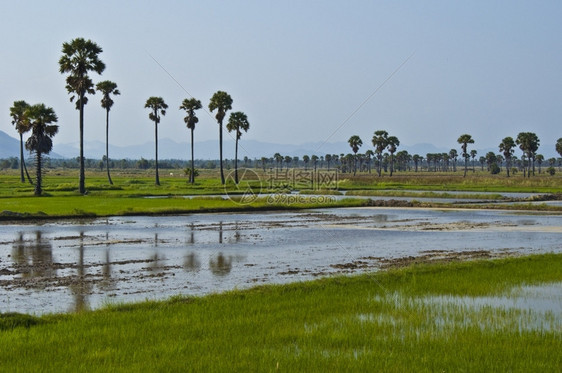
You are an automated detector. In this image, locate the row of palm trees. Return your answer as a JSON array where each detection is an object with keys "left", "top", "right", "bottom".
[
  {"left": 11, "top": 37, "right": 252, "bottom": 194},
  {"left": 344, "top": 132, "right": 561, "bottom": 178},
  {"left": 144, "top": 92, "right": 250, "bottom": 186}
]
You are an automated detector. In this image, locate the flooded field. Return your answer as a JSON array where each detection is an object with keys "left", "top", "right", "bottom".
[{"left": 1, "top": 207, "right": 561, "bottom": 314}]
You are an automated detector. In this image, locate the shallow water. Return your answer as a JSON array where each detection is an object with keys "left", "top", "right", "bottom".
[{"left": 0, "top": 207, "right": 561, "bottom": 314}]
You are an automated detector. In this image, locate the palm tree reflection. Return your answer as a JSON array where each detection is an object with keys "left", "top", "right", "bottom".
[{"left": 209, "top": 252, "right": 232, "bottom": 276}]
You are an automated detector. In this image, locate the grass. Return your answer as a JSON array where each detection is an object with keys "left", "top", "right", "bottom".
[
  {"left": 0, "top": 253, "right": 560, "bottom": 371},
  {"left": 1, "top": 168, "right": 561, "bottom": 219}
]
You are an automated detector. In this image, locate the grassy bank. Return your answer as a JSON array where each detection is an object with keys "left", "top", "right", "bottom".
[
  {"left": 1, "top": 254, "right": 561, "bottom": 371},
  {"left": 1, "top": 170, "right": 561, "bottom": 219}
]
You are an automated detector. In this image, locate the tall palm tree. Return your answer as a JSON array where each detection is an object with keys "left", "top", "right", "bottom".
[
  {"left": 457, "top": 134, "right": 474, "bottom": 177},
  {"left": 59, "top": 38, "right": 105, "bottom": 194},
  {"left": 9, "top": 100, "right": 33, "bottom": 184},
  {"left": 208, "top": 91, "right": 233, "bottom": 185},
  {"left": 226, "top": 111, "right": 250, "bottom": 184},
  {"left": 180, "top": 98, "right": 202, "bottom": 184},
  {"left": 145, "top": 97, "right": 168, "bottom": 185},
  {"left": 556, "top": 138, "right": 562, "bottom": 159},
  {"left": 499, "top": 136, "right": 516, "bottom": 177},
  {"left": 386, "top": 136, "right": 400, "bottom": 176},
  {"left": 372, "top": 130, "right": 389, "bottom": 176},
  {"left": 95, "top": 80, "right": 120, "bottom": 185},
  {"left": 24, "top": 104, "right": 59, "bottom": 196},
  {"left": 347, "top": 135, "right": 362, "bottom": 176}
]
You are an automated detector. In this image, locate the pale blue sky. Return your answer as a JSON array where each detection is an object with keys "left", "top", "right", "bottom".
[{"left": 1, "top": 1, "right": 561, "bottom": 155}]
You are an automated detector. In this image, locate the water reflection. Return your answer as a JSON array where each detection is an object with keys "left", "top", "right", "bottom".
[
  {"left": 187, "top": 223, "right": 195, "bottom": 244},
  {"left": 184, "top": 252, "right": 200, "bottom": 272},
  {"left": 209, "top": 252, "right": 232, "bottom": 276},
  {"left": 70, "top": 231, "right": 91, "bottom": 313},
  {"left": 11, "top": 231, "right": 54, "bottom": 286}
]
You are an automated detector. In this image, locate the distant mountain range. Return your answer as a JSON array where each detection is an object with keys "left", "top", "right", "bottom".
[{"left": 1, "top": 130, "right": 558, "bottom": 161}]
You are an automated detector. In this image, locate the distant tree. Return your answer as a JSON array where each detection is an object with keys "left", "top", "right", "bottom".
[
  {"left": 302, "top": 155, "right": 310, "bottom": 170},
  {"left": 144, "top": 97, "right": 168, "bottom": 185},
  {"left": 209, "top": 91, "right": 233, "bottom": 185},
  {"left": 556, "top": 138, "right": 562, "bottom": 158},
  {"left": 516, "top": 132, "right": 540, "bottom": 178},
  {"left": 311, "top": 155, "right": 319, "bottom": 171},
  {"left": 348, "top": 135, "right": 362, "bottom": 175},
  {"left": 24, "top": 104, "right": 59, "bottom": 196},
  {"left": 284, "top": 155, "right": 292, "bottom": 169},
  {"left": 449, "top": 149, "right": 458, "bottom": 172},
  {"left": 180, "top": 98, "right": 202, "bottom": 184},
  {"left": 372, "top": 130, "right": 389, "bottom": 176},
  {"left": 386, "top": 136, "right": 399, "bottom": 176},
  {"left": 59, "top": 37, "right": 105, "bottom": 194},
  {"left": 95, "top": 80, "right": 120, "bottom": 185},
  {"left": 274, "top": 153, "right": 283, "bottom": 170},
  {"left": 10, "top": 100, "right": 33, "bottom": 184},
  {"left": 499, "top": 136, "right": 516, "bottom": 177},
  {"left": 479, "top": 156, "right": 486, "bottom": 171},
  {"left": 226, "top": 111, "right": 250, "bottom": 184},
  {"left": 325, "top": 154, "right": 332, "bottom": 170},
  {"left": 412, "top": 154, "right": 421, "bottom": 172},
  {"left": 535, "top": 154, "right": 544, "bottom": 174},
  {"left": 470, "top": 149, "right": 478, "bottom": 173},
  {"left": 260, "top": 157, "right": 268, "bottom": 171},
  {"left": 457, "top": 134, "right": 474, "bottom": 177}
]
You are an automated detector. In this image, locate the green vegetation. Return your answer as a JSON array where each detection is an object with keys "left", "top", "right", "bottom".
[
  {"left": 0, "top": 170, "right": 561, "bottom": 219},
  {"left": 1, "top": 254, "right": 560, "bottom": 371}
]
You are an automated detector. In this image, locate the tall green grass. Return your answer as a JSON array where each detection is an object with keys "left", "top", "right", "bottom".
[{"left": 1, "top": 254, "right": 561, "bottom": 371}]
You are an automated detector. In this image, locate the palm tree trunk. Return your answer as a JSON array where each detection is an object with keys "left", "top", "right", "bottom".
[
  {"left": 79, "top": 96, "right": 86, "bottom": 194},
  {"left": 105, "top": 109, "right": 113, "bottom": 185},
  {"left": 219, "top": 121, "right": 225, "bottom": 185},
  {"left": 154, "top": 114, "right": 160, "bottom": 186},
  {"left": 234, "top": 132, "right": 239, "bottom": 184},
  {"left": 23, "top": 158, "right": 33, "bottom": 185},
  {"left": 190, "top": 127, "right": 195, "bottom": 184},
  {"left": 35, "top": 150, "right": 42, "bottom": 196},
  {"left": 19, "top": 134, "right": 25, "bottom": 182}
]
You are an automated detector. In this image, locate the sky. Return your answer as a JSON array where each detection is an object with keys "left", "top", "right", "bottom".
[{"left": 1, "top": 0, "right": 561, "bottom": 157}]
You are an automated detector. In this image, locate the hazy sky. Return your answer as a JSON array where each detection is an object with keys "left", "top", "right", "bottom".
[{"left": 1, "top": 1, "right": 561, "bottom": 155}]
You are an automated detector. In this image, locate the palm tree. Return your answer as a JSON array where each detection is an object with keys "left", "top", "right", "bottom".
[
  {"left": 9, "top": 100, "right": 33, "bottom": 184},
  {"left": 59, "top": 38, "right": 105, "bottom": 194},
  {"left": 516, "top": 132, "right": 540, "bottom": 178},
  {"left": 347, "top": 135, "right": 362, "bottom": 175},
  {"left": 95, "top": 80, "right": 120, "bottom": 185},
  {"left": 499, "top": 136, "right": 516, "bottom": 177},
  {"left": 386, "top": 136, "right": 399, "bottom": 176},
  {"left": 449, "top": 149, "right": 458, "bottom": 172},
  {"left": 556, "top": 138, "right": 562, "bottom": 158},
  {"left": 180, "top": 98, "right": 202, "bottom": 184},
  {"left": 457, "top": 134, "right": 474, "bottom": 177},
  {"left": 144, "top": 97, "right": 168, "bottom": 185},
  {"left": 208, "top": 91, "right": 233, "bottom": 185},
  {"left": 470, "top": 149, "right": 478, "bottom": 172},
  {"left": 24, "top": 104, "right": 59, "bottom": 196},
  {"left": 372, "top": 130, "right": 389, "bottom": 176},
  {"left": 302, "top": 155, "right": 310, "bottom": 170},
  {"left": 226, "top": 111, "right": 250, "bottom": 184}
]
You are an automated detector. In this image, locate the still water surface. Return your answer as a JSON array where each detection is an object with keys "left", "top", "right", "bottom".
[{"left": 1, "top": 207, "right": 561, "bottom": 314}]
